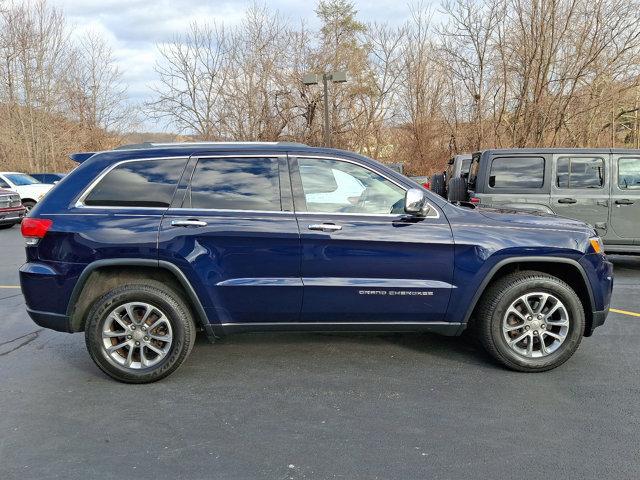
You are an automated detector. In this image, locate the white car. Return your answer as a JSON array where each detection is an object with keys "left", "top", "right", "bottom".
[{"left": 0, "top": 172, "right": 54, "bottom": 212}]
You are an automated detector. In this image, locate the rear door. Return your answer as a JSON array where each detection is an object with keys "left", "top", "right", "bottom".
[
  {"left": 550, "top": 154, "right": 609, "bottom": 235},
  {"left": 291, "top": 155, "right": 454, "bottom": 325},
  {"left": 158, "top": 154, "right": 302, "bottom": 325},
  {"left": 610, "top": 154, "right": 640, "bottom": 242}
]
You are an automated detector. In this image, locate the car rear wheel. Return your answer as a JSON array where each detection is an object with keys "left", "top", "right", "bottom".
[
  {"left": 84, "top": 281, "right": 196, "bottom": 383},
  {"left": 22, "top": 200, "right": 36, "bottom": 213},
  {"left": 476, "top": 271, "right": 585, "bottom": 372}
]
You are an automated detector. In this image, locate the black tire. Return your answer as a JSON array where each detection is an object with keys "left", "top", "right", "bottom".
[
  {"left": 84, "top": 281, "right": 196, "bottom": 383},
  {"left": 476, "top": 271, "right": 585, "bottom": 372},
  {"left": 430, "top": 173, "right": 446, "bottom": 198},
  {"left": 447, "top": 176, "right": 468, "bottom": 202},
  {"left": 22, "top": 200, "right": 36, "bottom": 213}
]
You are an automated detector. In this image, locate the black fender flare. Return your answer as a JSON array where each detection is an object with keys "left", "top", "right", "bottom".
[
  {"left": 459, "top": 256, "right": 594, "bottom": 332},
  {"left": 66, "top": 258, "right": 210, "bottom": 332}
]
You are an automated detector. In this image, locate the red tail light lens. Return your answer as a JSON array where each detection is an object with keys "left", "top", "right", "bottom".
[
  {"left": 423, "top": 182, "right": 430, "bottom": 189},
  {"left": 21, "top": 218, "right": 53, "bottom": 239},
  {"left": 470, "top": 197, "right": 481, "bottom": 204}
]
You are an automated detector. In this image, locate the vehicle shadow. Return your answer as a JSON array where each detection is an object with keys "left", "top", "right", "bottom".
[{"left": 190, "top": 329, "right": 493, "bottom": 368}]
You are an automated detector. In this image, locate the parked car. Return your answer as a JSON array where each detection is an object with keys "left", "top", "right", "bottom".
[
  {"left": 20, "top": 142, "right": 612, "bottom": 382},
  {"left": 430, "top": 154, "right": 472, "bottom": 199},
  {"left": 410, "top": 175, "right": 430, "bottom": 189},
  {"left": 0, "top": 172, "right": 54, "bottom": 212},
  {"left": 461, "top": 148, "right": 640, "bottom": 254},
  {"left": 29, "top": 173, "right": 65, "bottom": 184},
  {"left": 0, "top": 188, "right": 25, "bottom": 229}
]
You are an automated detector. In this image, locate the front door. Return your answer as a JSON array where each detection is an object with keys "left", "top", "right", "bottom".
[
  {"left": 291, "top": 156, "right": 454, "bottom": 324},
  {"left": 610, "top": 154, "right": 640, "bottom": 242},
  {"left": 550, "top": 154, "right": 609, "bottom": 237},
  {"left": 159, "top": 155, "right": 302, "bottom": 325}
]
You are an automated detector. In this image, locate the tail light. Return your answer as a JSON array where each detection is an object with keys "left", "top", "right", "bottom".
[
  {"left": 423, "top": 182, "right": 430, "bottom": 189},
  {"left": 21, "top": 218, "right": 53, "bottom": 245},
  {"left": 470, "top": 197, "right": 481, "bottom": 204}
]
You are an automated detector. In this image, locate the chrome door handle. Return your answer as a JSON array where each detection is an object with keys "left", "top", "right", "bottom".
[
  {"left": 171, "top": 219, "right": 208, "bottom": 227},
  {"left": 308, "top": 223, "right": 342, "bottom": 232}
]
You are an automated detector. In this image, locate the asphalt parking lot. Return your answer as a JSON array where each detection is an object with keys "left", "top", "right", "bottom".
[{"left": 1, "top": 226, "right": 639, "bottom": 480}]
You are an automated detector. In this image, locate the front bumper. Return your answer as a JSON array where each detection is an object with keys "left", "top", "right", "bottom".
[
  {"left": 581, "top": 254, "right": 613, "bottom": 336},
  {"left": 586, "top": 309, "right": 609, "bottom": 336},
  {"left": 0, "top": 206, "right": 26, "bottom": 224}
]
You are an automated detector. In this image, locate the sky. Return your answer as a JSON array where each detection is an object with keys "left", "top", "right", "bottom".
[{"left": 52, "top": 0, "right": 435, "bottom": 132}]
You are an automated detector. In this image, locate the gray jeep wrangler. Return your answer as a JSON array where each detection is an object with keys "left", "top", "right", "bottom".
[
  {"left": 461, "top": 148, "right": 640, "bottom": 254},
  {"left": 430, "top": 154, "right": 472, "bottom": 200}
]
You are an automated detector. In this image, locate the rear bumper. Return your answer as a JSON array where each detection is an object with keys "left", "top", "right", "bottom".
[
  {"left": 20, "top": 261, "right": 84, "bottom": 331},
  {"left": 26, "top": 308, "right": 71, "bottom": 332}
]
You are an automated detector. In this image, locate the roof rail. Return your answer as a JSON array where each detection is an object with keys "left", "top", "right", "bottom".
[{"left": 113, "top": 141, "right": 308, "bottom": 150}]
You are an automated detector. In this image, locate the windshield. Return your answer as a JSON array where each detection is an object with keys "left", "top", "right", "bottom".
[{"left": 4, "top": 173, "right": 41, "bottom": 186}]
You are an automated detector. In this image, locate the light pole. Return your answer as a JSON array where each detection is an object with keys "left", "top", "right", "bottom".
[{"left": 302, "top": 71, "right": 348, "bottom": 147}]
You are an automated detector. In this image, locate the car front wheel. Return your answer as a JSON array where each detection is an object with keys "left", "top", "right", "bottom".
[
  {"left": 476, "top": 271, "right": 585, "bottom": 372},
  {"left": 84, "top": 281, "right": 196, "bottom": 383}
]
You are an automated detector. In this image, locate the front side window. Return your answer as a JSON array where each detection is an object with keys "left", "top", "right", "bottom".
[
  {"left": 298, "top": 158, "right": 405, "bottom": 214},
  {"left": 618, "top": 157, "right": 640, "bottom": 189},
  {"left": 489, "top": 156, "right": 545, "bottom": 189},
  {"left": 84, "top": 158, "right": 187, "bottom": 207},
  {"left": 556, "top": 157, "right": 604, "bottom": 189},
  {"left": 187, "top": 157, "right": 281, "bottom": 211}
]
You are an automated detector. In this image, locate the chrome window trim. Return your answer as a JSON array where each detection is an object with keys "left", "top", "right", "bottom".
[
  {"left": 294, "top": 154, "right": 440, "bottom": 219},
  {"left": 74, "top": 153, "right": 439, "bottom": 219},
  {"left": 75, "top": 154, "right": 288, "bottom": 210},
  {"left": 165, "top": 207, "right": 293, "bottom": 215}
]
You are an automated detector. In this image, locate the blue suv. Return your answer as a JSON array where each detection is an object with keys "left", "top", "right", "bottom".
[{"left": 19, "top": 143, "right": 613, "bottom": 382}]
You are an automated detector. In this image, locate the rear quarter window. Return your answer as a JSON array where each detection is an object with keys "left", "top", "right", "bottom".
[
  {"left": 83, "top": 158, "right": 187, "bottom": 207},
  {"left": 489, "top": 156, "right": 545, "bottom": 189}
]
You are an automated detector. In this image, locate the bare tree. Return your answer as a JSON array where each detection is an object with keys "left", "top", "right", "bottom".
[{"left": 146, "top": 22, "right": 229, "bottom": 139}]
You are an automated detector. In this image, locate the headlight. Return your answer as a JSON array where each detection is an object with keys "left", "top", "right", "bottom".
[{"left": 588, "top": 237, "right": 604, "bottom": 254}]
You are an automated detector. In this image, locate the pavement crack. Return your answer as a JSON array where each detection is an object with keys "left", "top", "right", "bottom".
[
  {"left": 0, "top": 292, "right": 23, "bottom": 301},
  {"left": 0, "top": 328, "right": 43, "bottom": 356}
]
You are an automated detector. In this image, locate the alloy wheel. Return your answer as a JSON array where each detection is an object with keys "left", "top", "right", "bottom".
[{"left": 502, "top": 292, "right": 570, "bottom": 358}]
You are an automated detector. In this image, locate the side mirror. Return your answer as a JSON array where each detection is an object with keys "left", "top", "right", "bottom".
[{"left": 404, "top": 188, "right": 427, "bottom": 216}]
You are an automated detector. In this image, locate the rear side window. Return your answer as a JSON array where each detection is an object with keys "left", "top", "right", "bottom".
[
  {"left": 618, "top": 157, "right": 640, "bottom": 189},
  {"left": 556, "top": 157, "right": 604, "bottom": 188},
  {"left": 187, "top": 157, "right": 281, "bottom": 211},
  {"left": 84, "top": 159, "right": 187, "bottom": 207},
  {"left": 489, "top": 156, "right": 544, "bottom": 189}
]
